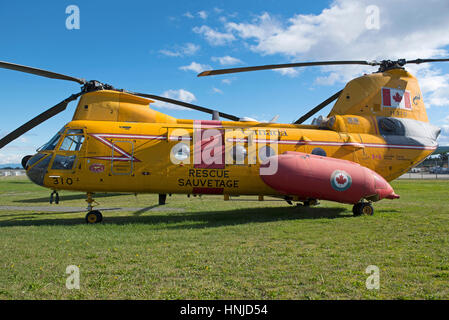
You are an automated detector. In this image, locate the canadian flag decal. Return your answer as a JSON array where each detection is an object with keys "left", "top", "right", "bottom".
[{"left": 381, "top": 87, "right": 412, "bottom": 110}]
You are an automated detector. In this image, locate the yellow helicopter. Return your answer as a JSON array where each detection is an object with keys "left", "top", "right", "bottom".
[{"left": 0, "top": 58, "right": 444, "bottom": 223}]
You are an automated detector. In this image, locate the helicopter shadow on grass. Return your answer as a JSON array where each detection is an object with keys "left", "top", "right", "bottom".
[
  {"left": 375, "top": 209, "right": 401, "bottom": 214},
  {"left": 0, "top": 207, "right": 125, "bottom": 221},
  {"left": 0, "top": 205, "right": 351, "bottom": 228},
  {"left": 12, "top": 192, "right": 129, "bottom": 203},
  {"left": 6, "top": 181, "right": 31, "bottom": 184}
]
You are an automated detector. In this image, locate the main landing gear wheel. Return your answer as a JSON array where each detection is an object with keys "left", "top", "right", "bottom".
[
  {"left": 85, "top": 210, "right": 103, "bottom": 224},
  {"left": 352, "top": 202, "right": 374, "bottom": 216},
  {"left": 85, "top": 192, "right": 102, "bottom": 223}
]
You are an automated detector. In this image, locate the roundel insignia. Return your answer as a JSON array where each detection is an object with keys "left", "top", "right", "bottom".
[{"left": 330, "top": 170, "right": 352, "bottom": 192}]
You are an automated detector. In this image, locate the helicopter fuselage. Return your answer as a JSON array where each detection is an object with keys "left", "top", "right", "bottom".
[
  {"left": 23, "top": 68, "right": 440, "bottom": 204},
  {"left": 25, "top": 115, "right": 437, "bottom": 197}
]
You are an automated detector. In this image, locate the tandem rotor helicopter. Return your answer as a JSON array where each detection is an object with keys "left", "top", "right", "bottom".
[{"left": 0, "top": 58, "right": 445, "bottom": 223}]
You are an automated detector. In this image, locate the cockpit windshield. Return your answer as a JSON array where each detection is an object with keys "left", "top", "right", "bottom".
[{"left": 38, "top": 129, "right": 64, "bottom": 151}]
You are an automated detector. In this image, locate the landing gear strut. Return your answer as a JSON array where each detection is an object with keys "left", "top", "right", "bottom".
[
  {"left": 85, "top": 192, "right": 102, "bottom": 224},
  {"left": 50, "top": 191, "right": 59, "bottom": 204},
  {"left": 352, "top": 202, "right": 374, "bottom": 216},
  {"left": 159, "top": 194, "right": 167, "bottom": 205},
  {"left": 302, "top": 199, "right": 319, "bottom": 207}
]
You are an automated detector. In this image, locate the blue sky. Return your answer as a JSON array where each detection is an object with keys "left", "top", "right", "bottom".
[{"left": 1, "top": 0, "right": 449, "bottom": 164}]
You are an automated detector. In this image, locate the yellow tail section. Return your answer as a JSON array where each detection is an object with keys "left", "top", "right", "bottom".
[{"left": 328, "top": 69, "right": 428, "bottom": 122}]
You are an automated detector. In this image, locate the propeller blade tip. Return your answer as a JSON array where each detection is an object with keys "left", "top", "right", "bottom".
[{"left": 198, "top": 71, "right": 211, "bottom": 77}]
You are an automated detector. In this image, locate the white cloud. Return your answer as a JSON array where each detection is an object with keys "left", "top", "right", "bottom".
[
  {"left": 224, "top": 2, "right": 449, "bottom": 60},
  {"left": 408, "top": 65, "right": 449, "bottom": 108},
  {"left": 443, "top": 116, "right": 449, "bottom": 124},
  {"left": 193, "top": 25, "right": 236, "bottom": 46},
  {"left": 221, "top": 79, "right": 232, "bottom": 85},
  {"left": 0, "top": 153, "right": 23, "bottom": 165},
  {"left": 212, "top": 87, "right": 223, "bottom": 94},
  {"left": 152, "top": 89, "right": 197, "bottom": 110},
  {"left": 217, "top": 0, "right": 449, "bottom": 107},
  {"left": 198, "top": 11, "right": 208, "bottom": 20},
  {"left": 438, "top": 124, "right": 449, "bottom": 145},
  {"left": 226, "top": 12, "right": 283, "bottom": 49},
  {"left": 273, "top": 68, "right": 299, "bottom": 77},
  {"left": 160, "top": 43, "right": 200, "bottom": 57},
  {"left": 0, "top": 141, "right": 36, "bottom": 165},
  {"left": 211, "top": 55, "right": 243, "bottom": 66},
  {"left": 183, "top": 12, "right": 194, "bottom": 19},
  {"left": 179, "top": 62, "right": 211, "bottom": 73},
  {"left": 183, "top": 43, "right": 200, "bottom": 56},
  {"left": 159, "top": 49, "right": 180, "bottom": 57}
]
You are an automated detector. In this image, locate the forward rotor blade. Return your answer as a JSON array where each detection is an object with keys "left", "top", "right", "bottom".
[
  {"left": 293, "top": 90, "right": 343, "bottom": 125},
  {"left": 0, "top": 61, "right": 86, "bottom": 85},
  {"left": 198, "top": 60, "right": 377, "bottom": 77},
  {"left": 0, "top": 93, "right": 82, "bottom": 149},
  {"left": 131, "top": 92, "right": 240, "bottom": 121},
  {"left": 269, "top": 115, "right": 279, "bottom": 123},
  {"left": 406, "top": 58, "right": 449, "bottom": 64}
]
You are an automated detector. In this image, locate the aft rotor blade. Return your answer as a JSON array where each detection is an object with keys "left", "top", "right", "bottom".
[
  {"left": 131, "top": 92, "right": 240, "bottom": 121},
  {"left": 0, "top": 93, "right": 82, "bottom": 149},
  {"left": 198, "top": 60, "right": 377, "bottom": 77},
  {"left": 0, "top": 61, "right": 86, "bottom": 85},
  {"left": 293, "top": 90, "right": 343, "bottom": 125}
]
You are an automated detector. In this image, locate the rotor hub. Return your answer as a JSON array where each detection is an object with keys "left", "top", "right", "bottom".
[
  {"left": 81, "top": 80, "right": 119, "bottom": 93},
  {"left": 376, "top": 59, "right": 407, "bottom": 72}
]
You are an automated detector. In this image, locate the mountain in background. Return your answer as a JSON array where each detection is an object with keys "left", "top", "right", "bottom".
[{"left": 0, "top": 163, "right": 22, "bottom": 169}]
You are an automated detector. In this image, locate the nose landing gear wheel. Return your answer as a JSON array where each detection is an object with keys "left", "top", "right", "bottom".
[
  {"left": 353, "top": 202, "right": 374, "bottom": 216},
  {"left": 85, "top": 210, "right": 103, "bottom": 224}
]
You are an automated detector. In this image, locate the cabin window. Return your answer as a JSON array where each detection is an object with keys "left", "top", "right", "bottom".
[
  {"left": 59, "top": 135, "right": 85, "bottom": 151},
  {"left": 51, "top": 154, "right": 77, "bottom": 170},
  {"left": 231, "top": 145, "right": 247, "bottom": 164},
  {"left": 259, "top": 146, "right": 276, "bottom": 163},
  {"left": 312, "top": 147, "right": 327, "bottom": 157},
  {"left": 171, "top": 143, "right": 190, "bottom": 161}
]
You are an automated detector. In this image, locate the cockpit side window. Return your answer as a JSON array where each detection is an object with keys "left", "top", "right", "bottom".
[
  {"left": 66, "top": 129, "right": 84, "bottom": 135},
  {"left": 51, "top": 154, "right": 77, "bottom": 170},
  {"left": 59, "top": 134, "right": 85, "bottom": 151}
]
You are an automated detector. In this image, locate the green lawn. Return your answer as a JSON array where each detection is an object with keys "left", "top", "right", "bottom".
[{"left": 0, "top": 176, "right": 448, "bottom": 299}]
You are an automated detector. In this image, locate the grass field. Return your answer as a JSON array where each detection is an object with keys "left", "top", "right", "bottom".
[{"left": 0, "top": 176, "right": 448, "bottom": 299}]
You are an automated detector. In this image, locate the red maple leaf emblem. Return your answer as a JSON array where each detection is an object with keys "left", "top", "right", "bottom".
[
  {"left": 336, "top": 174, "right": 347, "bottom": 185},
  {"left": 392, "top": 92, "right": 402, "bottom": 103}
]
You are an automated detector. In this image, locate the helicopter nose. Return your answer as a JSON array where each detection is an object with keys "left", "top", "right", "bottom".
[{"left": 25, "top": 153, "right": 51, "bottom": 186}]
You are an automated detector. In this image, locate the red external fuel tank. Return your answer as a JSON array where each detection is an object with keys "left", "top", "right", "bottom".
[{"left": 260, "top": 151, "right": 399, "bottom": 204}]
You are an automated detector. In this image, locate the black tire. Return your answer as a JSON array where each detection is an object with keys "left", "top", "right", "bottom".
[
  {"left": 352, "top": 203, "right": 361, "bottom": 216},
  {"left": 85, "top": 210, "right": 103, "bottom": 224},
  {"left": 353, "top": 203, "right": 374, "bottom": 216},
  {"left": 361, "top": 203, "right": 374, "bottom": 216}
]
